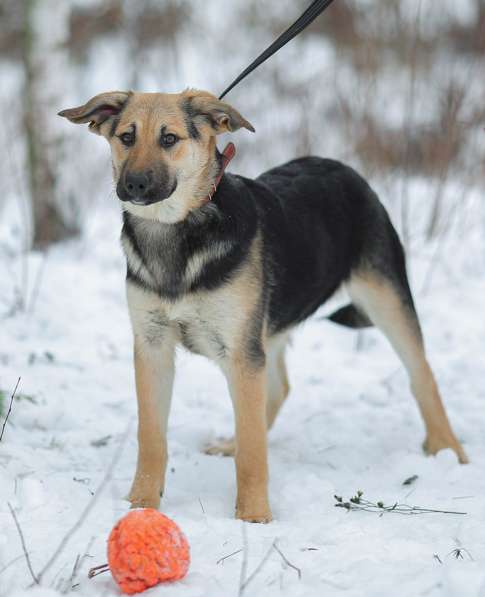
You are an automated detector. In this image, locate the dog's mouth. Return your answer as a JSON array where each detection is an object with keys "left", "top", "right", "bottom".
[
  {"left": 118, "top": 179, "right": 178, "bottom": 206},
  {"left": 129, "top": 197, "right": 157, "bottom": 206}
]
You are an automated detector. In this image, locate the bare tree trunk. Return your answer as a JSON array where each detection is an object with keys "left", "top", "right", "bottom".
[{"left": 23, "top": 0, "right": 78, "bottom": 249}]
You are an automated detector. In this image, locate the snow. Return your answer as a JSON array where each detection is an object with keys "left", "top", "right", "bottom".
[{"left": 1, "top": 180, "right": 485, "bottom": 597}]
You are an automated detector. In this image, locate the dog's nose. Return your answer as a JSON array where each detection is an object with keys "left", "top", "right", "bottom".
[{"left": 124, "top": 172, "right": 152, "bottom": 198}]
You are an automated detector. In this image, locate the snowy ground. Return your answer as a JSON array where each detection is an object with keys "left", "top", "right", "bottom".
[{"left": 1, "top": 190, "right": 485, "bottom": 597}]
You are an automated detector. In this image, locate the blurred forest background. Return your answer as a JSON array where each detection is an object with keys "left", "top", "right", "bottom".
[{"left": 0, "top": 0, "right": 483, "bottom": 262}]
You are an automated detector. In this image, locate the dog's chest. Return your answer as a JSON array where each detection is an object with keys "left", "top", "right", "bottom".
[
  {"left": 122, "top": 225, "right": 185, "bottom": 296},
  {"left": 124, "top": 242, "right": 246, "bottom": 362},
  {"left": 166, "top": 296, "right": 230, "bottom": 360},
  {"left": 122, "top": 220, "right": 233, "bottom": 300}
]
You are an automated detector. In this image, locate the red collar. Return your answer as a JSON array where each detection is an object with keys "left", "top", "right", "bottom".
[{"left": 200, "top": 142, "right": 236, "bottom": 205}]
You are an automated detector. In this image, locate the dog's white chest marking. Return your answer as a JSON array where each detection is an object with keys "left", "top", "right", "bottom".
[{"left": 127, "top": 282, "right": 249, "bottom": 363}]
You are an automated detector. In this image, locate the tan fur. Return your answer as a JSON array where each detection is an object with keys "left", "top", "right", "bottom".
[
  {"left": 127, "top": 291, "right": 177, "bottom": 509},
  {"left": 225, "top": 362, "right": 271, "bottom": 523},
  {"left": 128, "top": 346, "right": 171, "bottom": 509},
  {"left": 126, "top": 234, "right": 273, "bottom": 520},
  {"left": 205, "top": 332, "right": 290, "bottom": 457},
  {"left": 347, "top": 270, "right": 468, "bottom": 464},
  {"left": 183, "top": 89, "right": 255, "bottom": 133}
]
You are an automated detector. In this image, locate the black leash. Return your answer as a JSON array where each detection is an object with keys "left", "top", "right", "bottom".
[{"left": 219, "top": 0, "right": 337, "bottom": 100}]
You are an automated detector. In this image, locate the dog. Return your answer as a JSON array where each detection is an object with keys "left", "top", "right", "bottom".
[{"left": 59, "top": 89, "right": 467, "bottom": 523}]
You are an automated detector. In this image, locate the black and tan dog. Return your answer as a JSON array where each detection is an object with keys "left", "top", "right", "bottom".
[{"left": 59, "top": 89, "right": 467, "bottom": 523}]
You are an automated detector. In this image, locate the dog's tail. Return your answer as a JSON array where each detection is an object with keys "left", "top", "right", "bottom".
[{"left": 326, "top": 304, "right": 373, "bottom": 329}]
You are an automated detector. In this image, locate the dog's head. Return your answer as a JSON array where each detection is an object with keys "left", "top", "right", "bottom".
[{"left": 59, "top": 89, "right": 254, "bottom": 222}]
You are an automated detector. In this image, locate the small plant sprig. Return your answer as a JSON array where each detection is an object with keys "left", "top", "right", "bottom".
[{"left": 334, "top": 491, "right": 466, "bottom": 516}]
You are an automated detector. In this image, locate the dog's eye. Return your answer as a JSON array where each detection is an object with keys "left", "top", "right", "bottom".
[
  {"left": 119, "top": 132, "right": 135, "bottom": 147},
  {"left": 161, "top": 133, "right": 178, "bottom": 148}
]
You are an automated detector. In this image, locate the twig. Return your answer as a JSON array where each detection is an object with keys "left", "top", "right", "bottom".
[
  {"left": 402, "top": 475, "right": 419, "bottom": 486},
  {"left": 241, "top": 541, "right": 276, "bottom": 592},
  {"left": 240, "top": 538, "right": 276, "bottom": 595},
  {"left": 56, "top": 553, "right": 81, "bottom": 594},
  {"left": 32, "top": 422, "right": 132, "bottom": 587},
  {"left": 448, "top": 547, "right": 474, "bottom": 561},
  {"left": 61, "top": 538, "right": 94, "bottom": 595},
  {"left": 274, "top": 542, "right": 301, "bottom": 580},
  {"left": 0, "top": 377, "right": 21, "bottom": 442},
  {"left": 71, "top": 537, "right": 94, "bottom": 582},
  {"left": 216, "top": 549, "right": 243, "bottom": 565},
  {"left": 88, "top": 563, "right": 110, "bottom": 579},
  {"left": 334, "top": 491, "right": 466, "bottom": 516},
  {"left": 398, "top": 0, "right": 423, "bottom": 248},
  {"left": 69, "top": 555, "right": 80, "bottom": 584},
  {"left": 7, "top": 502, "right": 39, "bottom": 585},
  {"left": 238, "top": 523, "right": 249, "bottom": 597}
]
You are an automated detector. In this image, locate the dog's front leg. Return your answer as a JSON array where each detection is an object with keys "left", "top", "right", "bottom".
[
  {"left": 126, "top": 287, "right": 175, "bottom": 510},
  {"left": 226, "top": 358, "right": 272, "bottom": 523},
  {"left": 128, "top": 337, "right": 175, "bottom": 509}
]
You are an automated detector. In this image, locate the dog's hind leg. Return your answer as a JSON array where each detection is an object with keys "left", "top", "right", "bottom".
[
  {"left": 204, "top": 436, "right": 236, "bottom": 457},
  {"left": 204, "top": 333, "right": 289, "bottom": 458},
  {"left": 266, "top": 333, "right": 290, "bottom": 429},
  {"left": 347, "top": 268, "right": 467, "bottom": 463}
]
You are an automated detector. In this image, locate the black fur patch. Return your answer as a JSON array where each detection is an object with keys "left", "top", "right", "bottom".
[
  {"left": 108, "top": 94, "right": 131, "bottom": 137},
  {"left": 327, "top": 304, "right": 373, "bottom": 329},
  {"left": 178, "top": 321, "right": 198, "bottom": 353},
  {"left": 180, "top": 98, "right": 201, "bottom": 140},
  {"left": 245, "top": 312, "right": 266, "bottom": 369},
  {"left": 109, "top": 116, "right": 120, "bottom": 137}
]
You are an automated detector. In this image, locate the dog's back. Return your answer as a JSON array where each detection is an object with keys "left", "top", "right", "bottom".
[{"left": 233, "top": 156, "right": 401, "bottom": 334}]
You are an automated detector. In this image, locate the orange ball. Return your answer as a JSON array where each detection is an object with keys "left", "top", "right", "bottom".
[{"left": 107, "top": 509, "right": 190, "bottom": 595}]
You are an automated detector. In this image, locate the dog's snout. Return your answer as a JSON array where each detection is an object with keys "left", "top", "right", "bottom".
[
  {"left": 124, "top": 171, "right": 152, "bottom": 198},
  {"left": 116, "top": 165, "right": 175, "bottom": 205}
]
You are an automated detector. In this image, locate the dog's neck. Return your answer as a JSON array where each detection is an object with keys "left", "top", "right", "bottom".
[
  {"left": 198, "top": 143, "right": 236, "bottom": 207},
  {"left": 121, "top": 170, "right": 257, "bottom": 301}
]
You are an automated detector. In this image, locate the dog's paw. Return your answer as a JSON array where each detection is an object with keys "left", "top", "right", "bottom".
[
  {"left": 423, "top": 435, "right": 469, "bottom": 464},
  {"left": 128, "top": 475, "right": 162, "bottom": 509},
  {"left": 204, "top": 437, "right": 236, "bottom": 457},
  {"left": 236, "top": 492, "right": 272, "bottom": 523},
  {"left": 128, "top": 494, "right": 161, "bottom": 510},
  {"left": 236, "top": 506, "right": 273, "bottom": 524}
]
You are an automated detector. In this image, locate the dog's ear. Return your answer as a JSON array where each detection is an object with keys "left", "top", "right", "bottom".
[
  {"left": 187, "top": 90, "right": 255, "bottom": 134},
  {"left": 58, "top": 91, "right": 131, "bottom": 135}
]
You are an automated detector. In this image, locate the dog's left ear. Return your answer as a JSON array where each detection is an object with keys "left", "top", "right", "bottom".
[
  {"left": 58, "top": 91, "right": 131, "bottom": 135},
  {"left": 187, "top": 91, "right": 255, "bottom": 134}
]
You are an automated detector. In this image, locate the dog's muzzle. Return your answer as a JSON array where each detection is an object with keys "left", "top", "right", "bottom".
[{"left": 117, "top": 172, "right": 177, "bottom": 206}]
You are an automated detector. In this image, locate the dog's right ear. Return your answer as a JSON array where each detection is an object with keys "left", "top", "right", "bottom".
[
  {"left": 184, "top": 90, "right": 255, "bottom": 134},
  {"left": 58, "top": 91, "right": 131, "bottom": 135}
]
